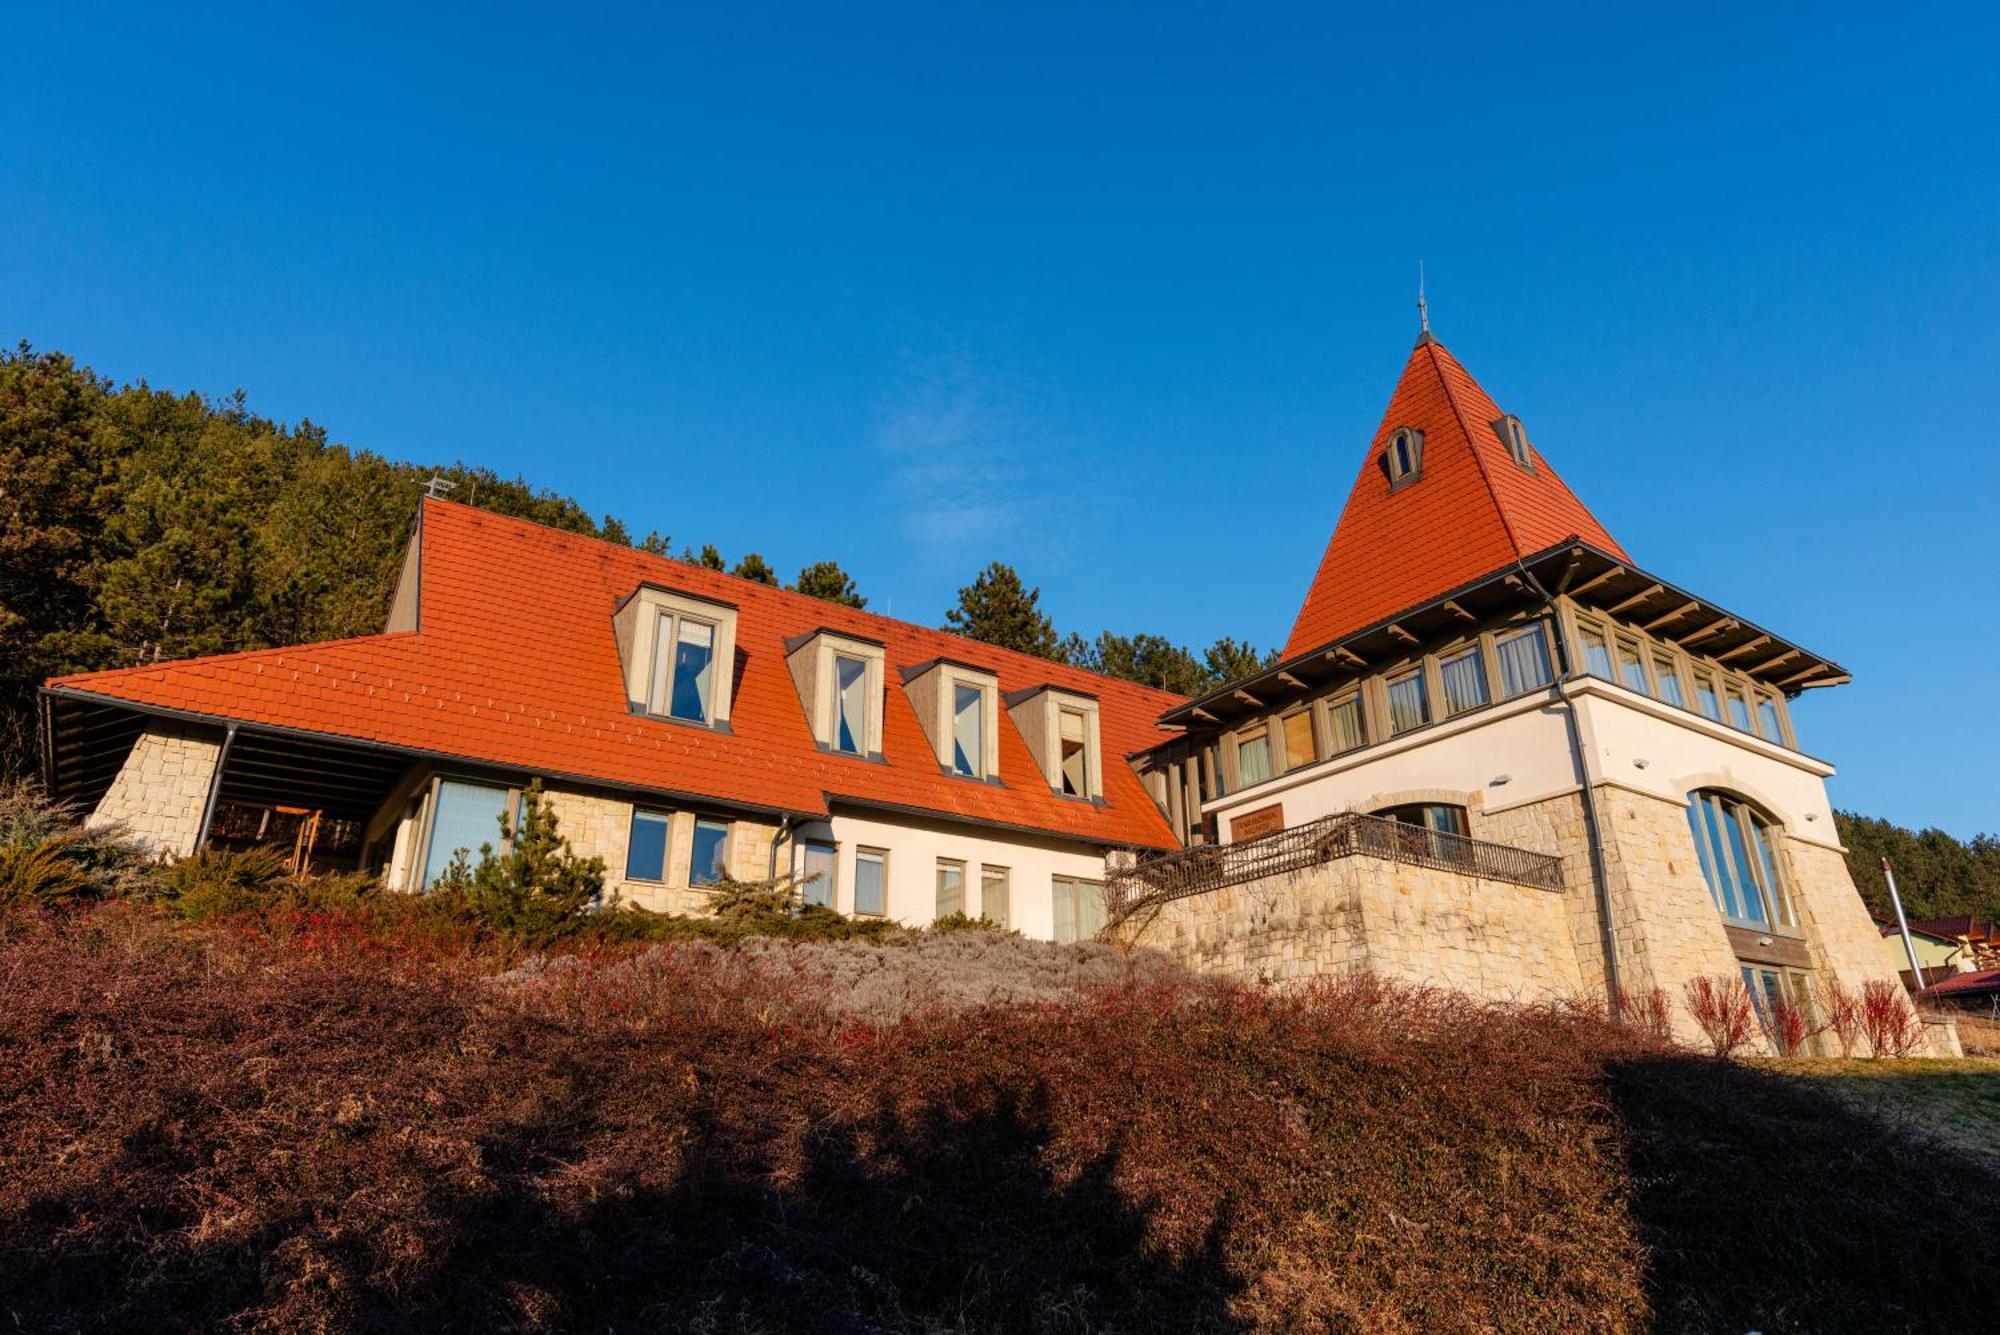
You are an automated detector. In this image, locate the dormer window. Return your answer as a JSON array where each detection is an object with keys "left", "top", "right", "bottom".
[
  {"left": 612, "top": 584, "right": 739, "bottom": 729},
  {"left": 653, "top": 613, "right": 717, "bottom": 724},
  {"left": 1496, "top": 414, "right": 1533, "bottom": 469},
  {"left": 1386, "top": 427, "right": 1423, "bottom": 487},
  {"left": 785, "top": 628, "right": 886, "bottom": 759},
  {"left": 951, "top": 684, "right": 984, "bottom": 776},
  {"left": 903, "top": 658, "right": 1001, "bottom": 782},
  {"left": 1005, "top": 685, "right": 1103, "bottom": 799}
]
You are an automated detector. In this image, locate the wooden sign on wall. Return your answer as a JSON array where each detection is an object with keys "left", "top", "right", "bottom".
[{"left": 1229, "top": 803, "right": 1285, "bottom": 841}]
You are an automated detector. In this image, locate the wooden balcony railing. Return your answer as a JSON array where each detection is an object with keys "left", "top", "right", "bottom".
[{"left": 1107, "top": 811, "right": 1565, "bottom": 914}]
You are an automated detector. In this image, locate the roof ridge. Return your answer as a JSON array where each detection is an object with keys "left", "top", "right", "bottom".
[{"left": 1427, "top": 340, "right": 1527, "bottom": 560}]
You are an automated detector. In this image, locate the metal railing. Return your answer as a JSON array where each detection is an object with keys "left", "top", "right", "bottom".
[{"left": 1107, "top": 811, "right": 1565, "bottom": 912}]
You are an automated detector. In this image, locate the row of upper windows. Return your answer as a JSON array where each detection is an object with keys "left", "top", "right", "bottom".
[
  {"left": 619, "top": 591, "right": 1103, "bottom": 799},
  {"left": 1572, "top": 611, "right": 1792, "bottom": 748},
  {"left": 1220, "top": 620, "right": 1557, "bottom": 796}
]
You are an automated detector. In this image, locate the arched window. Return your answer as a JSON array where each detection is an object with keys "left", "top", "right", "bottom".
[
  {"left": 1385, "top": 427, "right": 1423, "bottom": 486},
  {"left": 1372, "top": 802, "right": 1473, "bottom": 868},
  {"left": 1495, "top": 414, "right": 1533, "bottom": 468},
  {"left": 1685, "top": 790, "right": 1795, "bottom": 930},
  {"left": 1374, "top": 802, "right": 1469, "bottom": 837}
]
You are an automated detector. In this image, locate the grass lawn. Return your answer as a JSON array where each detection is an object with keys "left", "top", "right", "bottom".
[{"left": 1779, "top": 1058, "right": 2000, "bottom": 1161}]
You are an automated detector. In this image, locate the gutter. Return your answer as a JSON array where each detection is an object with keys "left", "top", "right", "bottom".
[{"left": 1516, "top": 562, "right": 1623, "bottom": 1005}]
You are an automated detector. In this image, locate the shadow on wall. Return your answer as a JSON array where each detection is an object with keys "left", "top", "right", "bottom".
[{"left": 1607, "top": 1056, "right": 2000, "bottom": 1334}]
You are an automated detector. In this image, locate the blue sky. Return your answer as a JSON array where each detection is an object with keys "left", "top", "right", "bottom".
[{"left": 5, "top": 3, "right": 1997, "bottom": 835}]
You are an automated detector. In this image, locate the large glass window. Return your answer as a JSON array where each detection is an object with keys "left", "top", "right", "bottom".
[
  {"left": 1652, "top": 651, "right": 1685, "bottom": 708},
  {"left": 1755, "top": 694, "right": 1785, "bottom": 744},
  {"left": 1281, "top": 710, "right": 1316, "bottom": 770},
  {"left": 854, "top": 847, "right": 887, "bottom": 916},
  {"left": 1685, "top": 790, "right": 1794, "bottom": 930},
  {"left": 981, "top": 865, "right": 1011, "bottom": 929},
  {"left": 1615, "top": 638, "right": 1649, "bottom": 694},
  {"left": 1694, "top": 669, "right": 1723, "bottom": 721},
  {"left": 1235, "top": 726, "right": 1272, "bottom": 787},
  {"left": 1439, "top": 646, "right": 1489, "bottom": 717},
  {"left": 1579, "top": 621, "right": 1614, "bottom": 681},
  {"left": 1386, "top": 669, "right": 1429, "bottom": 735},
  {"left": 1053, "top": 875, "right": 1107, "bottom": 944},
  {"left": 936, "top": 859, "right": 966, "bottom": 918},
  {"left": 1325, "top": 694, "right": 1366, "bottom": 754},
  {"left": 690, "top": 818, "right": 729, "bottom": 886},
  {"left": 1058, "top": 708, "right": 1090, "bottom": 796},
  {"left": 801, "top": 840, "right": 836, "bottom": 908},
  {"left": 951, "top": 685, "right": 984, "bottom": 777},
  {"left": 833, "top": 655, "right": 869, "bottom": 755},
  {"left": 423, "top": 779, "right": 510, "bottom": 887},
  {"left": 1495, "top": 624, "right": 1553, "bottom": 697},
  {"left": 625, "top": 808, "right": 670, "bottom": 882},
  {"left": 649, "top": 613, "right": 718, "bottom": 725}
]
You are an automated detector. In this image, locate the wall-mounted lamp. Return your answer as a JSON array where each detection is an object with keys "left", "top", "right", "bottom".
[
  {"left": 1633, "top": 758, "right": 1650, "bottom": 770},
  {"left": 1489, "top": 774, "right": 1511, "bottom": 786}
]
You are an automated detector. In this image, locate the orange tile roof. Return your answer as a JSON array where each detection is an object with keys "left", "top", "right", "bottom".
[
  {"left": 49, "top": 500, "right": 1184, "bottom": 849},
  {"left": 1283, "top": 336, "right": 1629, "bottom": 658}
]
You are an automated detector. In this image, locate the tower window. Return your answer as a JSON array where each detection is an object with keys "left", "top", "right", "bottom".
[
  {"left": 1385, "top": 427, "right": 1424, "bottom": 487},
  {"left": 1496, "top": 415, "right": 1533, "bottom": 469}
]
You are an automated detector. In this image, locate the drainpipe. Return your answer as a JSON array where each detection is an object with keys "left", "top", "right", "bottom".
[
  {"left": 1883, "top": 858, "right": 1926, "bottom": 991},
  {"left": 1518, "top": 565, "right": 1622, "bottom": 1004},
  {"left": 192, "top": 721, "right": 240, "bottom": 852},
  {"left": 768, "top": 812, "right": 801, "bottom": 881}
]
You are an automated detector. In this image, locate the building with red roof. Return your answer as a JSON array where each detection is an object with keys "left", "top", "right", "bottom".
[{"left": 38, "top": 323, "right": 1952, "bottom": 1049}]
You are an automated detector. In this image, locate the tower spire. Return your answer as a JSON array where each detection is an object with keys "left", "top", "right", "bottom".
[{"left": 1415, "top": 261, "right": 1433, "bottom": 344}]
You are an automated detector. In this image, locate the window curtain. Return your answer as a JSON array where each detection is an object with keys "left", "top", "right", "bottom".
[
  {"left": 854, "top": 852, "right": 886, "bottom": 916},
  {"left": 1440, "top": 650, "right": 1489, "bottom": 715},
  {"left": 981, "top": 867, "right": 1011, "bottom": 928},
  {"left": 936, "top": 862, "right": 965, "bottom": 918},
  {"left": 1326, "top": 697, "right": 1365, "bottom": 753},
  {"left": 1387, "top": 673, "right": 1428, "bottom": 734},
  {"left": 1581, "top": 626, "right": 1614, "bottom": 680},
  {"left": 952, "top": 686, "right": 983, "bottom": 775},
  {"left": 670, "top": 619, "right": 715, "bottom": 722},
  {"left": 1237, "top": 732, "right": 1272, "bottom": 787},
  {"left": 1496, "top": 627, "right": 1552, "bottom": 697}
]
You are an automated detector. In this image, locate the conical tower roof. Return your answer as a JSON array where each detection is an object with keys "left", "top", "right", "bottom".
[{"left": 1284, "top": 335, "right": 1628, "bottom": 657}]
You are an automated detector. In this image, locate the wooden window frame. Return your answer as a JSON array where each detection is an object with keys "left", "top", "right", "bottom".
[
  {"left": 853, "top": 845, "right": 890, "bottom": 918},
  {"left": 1386, "top": 427, "right": 1425, "bottom": 489},
  {"left": 1563, "top": 603, "right": 1796, "bottom": 749}
]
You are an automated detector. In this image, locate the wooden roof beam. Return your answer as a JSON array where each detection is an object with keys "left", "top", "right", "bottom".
[
  {"left": 1328, "top": 646, "right": 1367, "bottom": 668},
  {"left": 1679, "top": 617, "right": 1739, "bottom": 648},
  {"left": 1643, "top": 600, "right": 1701, "bottom": 632},
  {"left": 1716, "top": 634, "right": 1774, "bottom": 664},
  {"left": 1748, "top": 648, "right": 1803, "bottom": 676},
  {"left": 1778, "top": 663, "right": 1833, "bottom": 688},
  {"left": 1387, "top": 623, "right": 1419, "bottom": 645},
  {"left": 1570, "top": 565, "right": 1627, "bottom": 600},
  {"left": 1443, "top": 600, "right": 1476, "bottom": 622},
  {"left": 1233, "top": 688, "right": 1264, "bottom": 709},
  {"left": 1276, "top": 670, "right": 1308, "bottom": 691},
  {"left": 1190, "top": 706, "right": 1219, "bottom": 723},
  {"left": 1606, "top": 582, "right": 1665, "bottom": 617},
  {"left": 1552, "top": 548, "right": 1585, "bottom": 594}
]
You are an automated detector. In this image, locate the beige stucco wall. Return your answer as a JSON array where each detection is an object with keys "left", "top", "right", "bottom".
[
  {"left": 1121, "top": 852, "right": 1585, "bottom": 1001},
  {"left": 814, "top": 809, "right": 1111, "bottom": 937},
  {"left": 87, "top": 723, "right": 223, "bottom": 857}
]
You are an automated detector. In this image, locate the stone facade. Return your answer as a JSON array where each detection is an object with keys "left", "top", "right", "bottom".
[
  {"left": 87, "top": 723, "right": 223, "bottom": 857},
  {"left": 541, "top": 783, "right": 780, "bottom": 916},
  {"left": 1122, "top": 851, "right": 1585, "bottom": 1002}
]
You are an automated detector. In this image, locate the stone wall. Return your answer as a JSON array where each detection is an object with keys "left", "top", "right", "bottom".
[
  {"left": 541, "top": 783, "right": 781, "bottom": 916},
  {"left": 87, "top": 723, "right": 223, "bottom": 857},
  {"left": 1122, "top": 851, "right": 1585, "bottom": 1002}
]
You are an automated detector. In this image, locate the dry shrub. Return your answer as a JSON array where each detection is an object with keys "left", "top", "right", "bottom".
[
  {"left": 0, "top": 781, "right": 151, "bottom": 909},
  {"left": 1682, "top": 974, "right": 1759, "bottom": 1058},
  {"left": 1613, "top": 986, "right": 1674, "bottom": 1044},
  {"left": 1765, "top": 997, "right": 1822, "bottom": 1057},
  {"left": 1817, "top": 975, "right": 1865, "bottom": 1057},
  {"left": 4, "top": 913, "right": 1995, "bottom": 1332},
  {"left": 1860, "top": 978, "right": 1924, "bottom": 1058}
]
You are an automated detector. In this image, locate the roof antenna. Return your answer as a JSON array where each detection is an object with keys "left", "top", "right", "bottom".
[
  {"left": 1416, "top": 261, "right": 1431, "bottom": 336},
  {"left": 422, "top": 476, "right": 457, "bottom": 500}
]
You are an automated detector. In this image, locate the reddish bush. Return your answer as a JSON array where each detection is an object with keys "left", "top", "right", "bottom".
[
  {"left": 1860, "top": 978, "right": 1925, "bottom": 1058},
  {"left": 1818, "top": 975, "right": 1865, "bottom": 1057},
  {"left": 1613, "top": 986, "right": 1675, "bottom": 1045},
  {"left": 2, "top": 910, "right": 1995, "bottom": 1332},
  {"left": 1682, "top": 974, "right": 1759, "bottom": 1058},
  {"left": 1765, "top": 998, "right": 1821, "bottom": 1057}
]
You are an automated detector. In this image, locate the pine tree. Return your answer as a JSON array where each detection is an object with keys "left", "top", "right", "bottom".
[
  {"left": 793, "top": 560, "right": 867, "bottom": 609},
  {"left": 731, "top": 552, "right": 780, "bottom": 585},
  {"left": 1202, "top": 636, "right": 1277, "bottom": 688},
  {"left": 944, "top": 562, "right": 1062, "bottom": 660}
]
